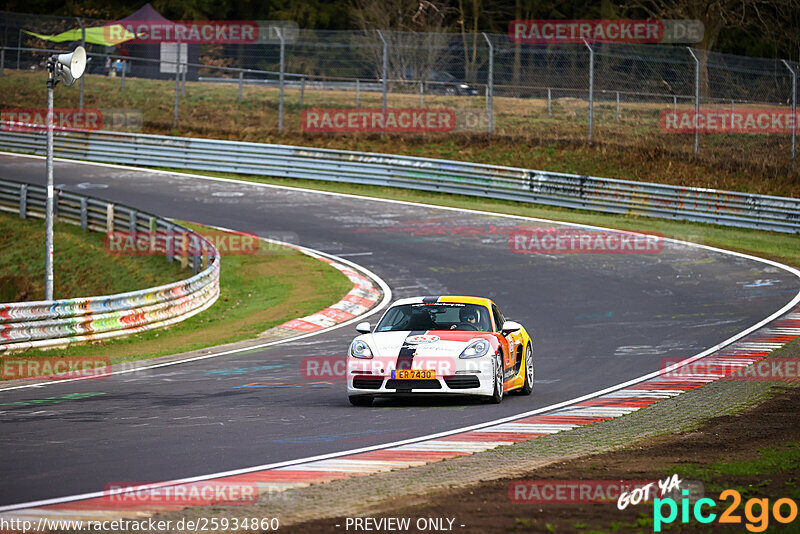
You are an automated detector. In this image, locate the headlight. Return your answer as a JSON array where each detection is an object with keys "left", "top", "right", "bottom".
[
  {"left": 460, "top": 339, "right": 490, "bottom": 359},
  {"left": 459, "top": 84, "right": 469, "bottom": 89},
  {"left": 350, "top": 339, "right": 373, "bottom": 359}
]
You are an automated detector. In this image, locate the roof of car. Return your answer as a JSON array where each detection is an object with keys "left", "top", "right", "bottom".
[{"left": 389, "top": 296, "right": 494, "bottom": 307}]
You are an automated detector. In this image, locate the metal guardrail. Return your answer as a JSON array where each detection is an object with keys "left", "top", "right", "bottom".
[
  {"left": 0, "top": 177, "right": 220, "bottom": 353},
  {"left": 0, "top": 126, "right": 799, "bottom": 233}
]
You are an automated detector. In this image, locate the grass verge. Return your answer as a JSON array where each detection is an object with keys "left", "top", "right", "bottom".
[
  {"left": 0, "top": 212, "right": 186, "bottom": 302},
  {"left": 0, "top": 216, "right": 352, "bottom": 368}
]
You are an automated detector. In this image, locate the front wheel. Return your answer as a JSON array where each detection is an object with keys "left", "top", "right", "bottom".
[
  {"left": 518, "top": 343, "right": 534, "bottom": 396},
  {"left": 349, "top": 395, "right": 373, "bottom": 407},
  {"left": 484, "top": 352, "right": 504, "bottom": 404}
]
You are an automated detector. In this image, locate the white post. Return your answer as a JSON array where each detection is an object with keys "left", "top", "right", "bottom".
[
  {"left": 584, "top": 40, "right": 594, "bottom": 141},
  {"left": 376, "top": 30, "right": 387, "bottom": 136},
  {"left": 276, "top": 28, "right": 285, "bottom": 133},
  {"left": 687, "top": 47, "right": 700, "bottom": 155},
  {"left": 482, "top": 32, "right": 494, "bottom": 136},
  {"left": 173, "top": 51, "right": 180, "bottom": 129},
  {"left": 782, "top": 60, "right": 797, "bottom": 160}
]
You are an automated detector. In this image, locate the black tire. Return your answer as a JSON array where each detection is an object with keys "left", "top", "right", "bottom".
[
  {"left": 484, "top": 352, "right": 504, "bottom": 404},
  {"left": 349, "top": 395, "right": 373, "bottom": 407},
  {"left": 518, "top": 343, "right": 534, "bottom": 396}
]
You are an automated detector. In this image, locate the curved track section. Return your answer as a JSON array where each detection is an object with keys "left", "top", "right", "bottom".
[{"left": 0, "top": 153, "right": 798, "bottom": 507}]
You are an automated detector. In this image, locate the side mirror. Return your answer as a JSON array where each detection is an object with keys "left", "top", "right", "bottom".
[
  {"left": 501, "top": 320, "right": 522, "bottom": 334},
  {"left": 355, "top": 322, "right": 371, "bottom": 334}
]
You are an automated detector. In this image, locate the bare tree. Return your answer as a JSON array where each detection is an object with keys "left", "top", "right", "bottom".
[
  {"left": 350, "top": 0, "right": 454, "bottom": 83},
  {"left": 624, "top": 0, "right": 792, "bottom": 94}
]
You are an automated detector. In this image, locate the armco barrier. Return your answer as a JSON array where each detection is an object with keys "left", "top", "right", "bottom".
[
  {"left": 0, "top": 178, "right": 220, "bottom": 354},
  {"left": 0, "top": 126, "right": 799, "bottom": 233}
]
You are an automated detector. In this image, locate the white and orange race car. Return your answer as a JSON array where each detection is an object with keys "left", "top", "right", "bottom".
[{"left": 347, "top": 296, "right": 534, "bottom": 406}]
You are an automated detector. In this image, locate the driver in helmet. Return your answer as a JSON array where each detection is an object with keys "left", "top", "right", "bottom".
[{"left": 451, "top": 307, "right": 480, "bottom": 330}]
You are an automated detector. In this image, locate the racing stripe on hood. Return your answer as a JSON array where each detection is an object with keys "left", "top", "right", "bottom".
[{"left": 396, "top": 330, "right": 427, "bottom": 371}]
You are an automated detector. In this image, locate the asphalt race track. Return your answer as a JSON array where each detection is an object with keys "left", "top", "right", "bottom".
[{"left": 1, "top": 153, "right": 798, "bottom": 507}]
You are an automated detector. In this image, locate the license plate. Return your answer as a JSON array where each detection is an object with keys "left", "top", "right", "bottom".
[{"left": 392, "top": 369, "right": 435, "bottom": 380}]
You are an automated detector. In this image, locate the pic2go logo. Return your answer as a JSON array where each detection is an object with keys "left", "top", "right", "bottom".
[{"left": 653, "top": 489, "right": 799, "bottom": 532}]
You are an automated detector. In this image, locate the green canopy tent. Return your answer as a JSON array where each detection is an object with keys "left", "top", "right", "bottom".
[{"left": 23, "top": 25, "right": 135, "bottom": 46}]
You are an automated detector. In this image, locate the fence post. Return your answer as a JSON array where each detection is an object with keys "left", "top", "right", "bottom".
[
  {"left": 376, "top": 30, "right": 387, "bottom": 136},
  {"left": 120, "top": 60, "right": 125, "bottom": 89},
  {"left": 687, "top": 47, "right": 700, "bottom": 155},
  {"left": 173, "top": 54, "right": 180, "bottom": 129},
  {"left": 482, "top": 32, "right": 494, "bottom": 136},
  {"left": 782, "top": 60, "right": 797, "bottom": 160},
  {"left": 300, "top": 76, "right": 305, "bottom": 107},
  {"left": 149, "top": 216, "right": 157, "bottom": 254},
  {"left": 165, "top": 222, "right": 173, "bottom": 263},
  {"left": 192, "top": 238, "right": 200, "bottom": 274},
  {"left": 80, "top": 197, "right": 87, "bottom": 230},
  {"left": 128, "top": 210, "right": 137, "bottom": 234},
  {"left": 355, "top": 79, "right": 360, "bottom": 107},
  {"left": 19, "top": 183, "right": 27, "bottom": 218},
  {"left": 180, "top": 233, "right": 188, "bottom": 269},
  {"left": 276, "top": 28, "right": 285, "bottom": 133},
  {"left": 616, "top": 91, "right": 620, "bottom": 121},
  {"left": 238, "top": 71, "right": 243, "bottom": 102},
  {"left": 584, "top": 40, "right": 593, "bottom": 141},
  {"left": 106, "top": 204, "right": 114, "bottom": 233},
  {"left": 181, "top": 62, "right": 187, "bottom": 95},
  {"left": 547, "top": 88, "right": 551, "bottom": 116},
  {"left": 419, "top": 81, "right": 423, "bottom": 106}
]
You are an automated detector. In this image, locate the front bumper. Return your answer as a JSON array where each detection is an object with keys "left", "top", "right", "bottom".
[{"left": 347, "top": 358, "right": 495, "bottom": 398}]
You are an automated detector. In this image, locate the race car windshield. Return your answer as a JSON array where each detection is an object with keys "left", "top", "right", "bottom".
[{"left": 376, "top": 303, "right": 492, "bottom": 332}]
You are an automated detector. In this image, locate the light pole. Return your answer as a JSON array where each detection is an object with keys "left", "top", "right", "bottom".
[{"left": 45, "top": 46, "right": 86, "bottom": 300}]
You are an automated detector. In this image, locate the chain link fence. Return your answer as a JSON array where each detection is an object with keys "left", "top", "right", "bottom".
[{"left": 0, "top": 11, "right": 797, "bottom": 170}]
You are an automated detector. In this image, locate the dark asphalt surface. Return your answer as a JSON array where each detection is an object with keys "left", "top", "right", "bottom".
[{"left": 0, "top": 153, "right": 798, "bottom": 507}]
